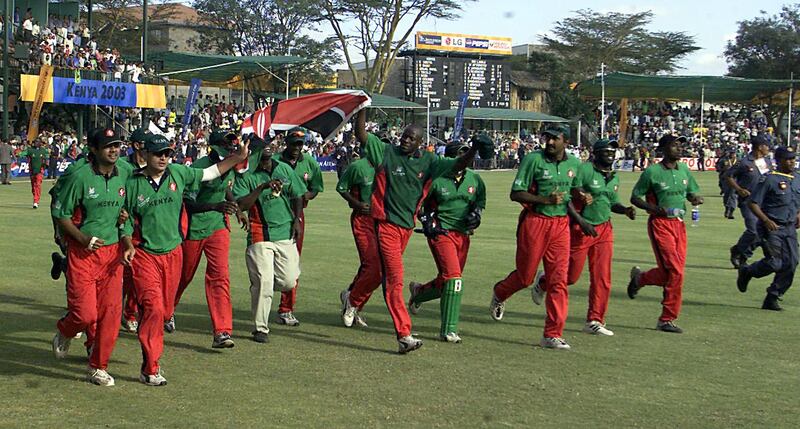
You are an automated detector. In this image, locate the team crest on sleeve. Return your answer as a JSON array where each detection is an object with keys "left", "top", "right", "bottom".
[
  {"left": 567, "top": 169, "right": 574, "bottom": 178},
  {"left": 467, "top": 186, "right": 475, "bottom": 194},
  {"left": 169, "top": 182, "right": 177, "bottom": 192},
  {"left": 118, "top": 187, "right": 125, "bottom": 197}
]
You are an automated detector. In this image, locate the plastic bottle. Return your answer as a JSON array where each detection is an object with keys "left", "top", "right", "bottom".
[
  {"left": 691, "top": 205, "right": 700, "bottom": 227},
  {"left": 666, "top": 208, "right": 685, "bottom": 218}
]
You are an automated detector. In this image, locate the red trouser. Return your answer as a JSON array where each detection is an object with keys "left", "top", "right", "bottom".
[
  {"left": 639, "top": 217, "right": 687, "bottom": 322},
  {"left": 567, "top": 221, "right": 613, "bottom": 323},
  {"left": 176, "top": 228, "right": 233, "bottom": 334},
  {"left": 279, "top": 214, "right": 304, "bottom": 313},
  {"left": 122, "top": 266, "right": 137, "bottom": 322},
  {"left": 349, "top": 221, "right": 413, "bottom": 337},
  {"left": 30, "top": 172, "right": 43, "bottom": 204},
  {"left": 495, "top": 212, "right": 570, "bottom": 338},
  {"left": 347, "top": 213, "right": 380, "bottom": 309},
  {"left": 131, "top": 246, "right": 182, "bottom": 375},
  {"left": 419, "top": 231, "right": 470, "bottom": 291},
  {"left": 57, "top": 239, "right": 123, "bottom": 370}
]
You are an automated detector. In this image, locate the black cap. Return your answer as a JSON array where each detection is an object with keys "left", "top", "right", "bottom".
[
  {"left": 129, "top": 128, "right": 149, "bottom": 143},
  {"left": 658, "top": 134, "right": 686, "bottom": 147},
  {"left": 285, "top": 127, "right": 307, "bottom": 145},
  {"left": 751, "top": 134, "right": 771, "bottom": 148},
  {"left": 144, "top": 134, "right": 173, "bottom": 153},
  {"left": 542, "top": 124, "right": 570, "bottom": 140},
  {"left": 89, "top": 127, "right": 123, "bottom": 148},
  {"left": 210, "top": 129, "right": 238, "bottom": 146},
  {"left": 774, "top": 146, "right": 796, "bottom": 161},
  {"left": 593, "top": 138, "right": 619, "bottom": 151},
  {"left": 444, "top": 143, "right": 470, "bottom": 158}
]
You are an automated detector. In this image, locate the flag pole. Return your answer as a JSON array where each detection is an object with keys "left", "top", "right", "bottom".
[
  {"left": 788, "top": 72, "right": 794, "bottom": 147},
  {"left": 600, "top": 63, "right": 606, "bottom": 138}
]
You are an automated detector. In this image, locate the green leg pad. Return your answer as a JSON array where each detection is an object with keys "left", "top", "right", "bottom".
[
  {"left": 440, "top": 278, "right": 463, "bottom": 336},
  {"left": 413, "top": 285, "right": 442, "bottom": 304}
]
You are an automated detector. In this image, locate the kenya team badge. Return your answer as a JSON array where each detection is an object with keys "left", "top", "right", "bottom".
[
  {"left": 118, "top": 187, "right": 125, "bottom": 197},
  {"left": 567, "top": 169, "right": 574, "bottom": 178},
  {"left": 169, "top": 182, "right": 177, "bottom": 192},
  {"left": 467, "top": 186, "right": 475, "bottom": 194}
]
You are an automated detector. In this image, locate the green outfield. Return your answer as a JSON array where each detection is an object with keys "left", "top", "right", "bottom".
[{"left": 1, "top": 170, "right": 799, "bottom": 428}]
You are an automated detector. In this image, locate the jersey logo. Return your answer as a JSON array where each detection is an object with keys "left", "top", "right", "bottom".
[
  {"left": 682, "top": 179, "right": 688, "bottom": 186},
  {"left": 567, "top": 169, "right": 574, "bottom": 178},
  {"left": 105, "top": 129, "right": 114, "bottom": 137},
  {"left": 392, "top": 166, "right": 406, "bottom": 177},
  {"left": 659, "top": 181, "right": 670, "bottom": 190},
  {"left": 88, "top": 187, "right": 99, "bottom": 199},
  {"left": 467, "top": 186, "right": 475, "bottom": 194},
  {"left": 542, "top": 169, "right": 552, "bottom": 179},
  {"left": 169, "top": 182, "right": 177, "bottom": 192},
  {"left": 418, "top": 171, "right": 424, "bottom": 179},
  {"left": 118, "top": 187, "right": 125, "bottom": 197}
]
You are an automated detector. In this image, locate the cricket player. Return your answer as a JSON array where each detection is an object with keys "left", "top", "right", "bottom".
[
  {"left": 736, "top": 147, "right": 800, "bottom": 311},
  {"left": 628, "top": 134, "right": 704, "bottom": 334},
  {"left": 235, "top": 142, "right": 305, "bottom": 344},
  {"left": 121, "top": 134, "right": 248, "bottom": 386},
  {"left": 271, "top": 127, "right": 324, "bottom": 327},
  {"left": 531, "top": 139, "right": 636, "bottom": 337},
  {"left": 50, "top": 128, "right": 133, "bottom": 386},
  {"left": 173, "top": 130, "right": 248, "bottom": 348},
  {"left": 490, "top": 124, "right": 590, "bottom": 350},
  {"left": 341, "top": 110, "right": 483, "bottom": 354},
  {"left": 20, "top": 138, "right": 49, "bottom": 208},
  {"left": 407, "top": 143, "right": 486, "bottom": 343},
  {"left": 726, "top": 135, "right": 773, "bottom": 268},
  {"left": 336, "top": 153, "right": 377, "bottom": 328}
]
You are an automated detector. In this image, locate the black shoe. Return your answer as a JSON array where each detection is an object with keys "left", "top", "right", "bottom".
[
  {"left": 627, "top": 266, "right": 642, "bottom": 299},
  {"left": 762, "top": 294, "right": 783, "bottom": 311},
  {"left": 50, "top": 252, "right": 63, "bottom": 280},
  {"left": 252, "top": 331, "right": 270, "bottom": 343},
  {"left": 212, "top": 332, "right": 235, "bottom": 348},
  {"left": 656, "top": 320, "right": 684, "bottom": 333},
  {"left": 736, "top": 265, "right": 752, "bottom": 293},
  {"left": 164, "top": 315, "right": 175, "bottom": 333},
  {"left": 730, "top": 246, "right": 745, "bottom": 269}
]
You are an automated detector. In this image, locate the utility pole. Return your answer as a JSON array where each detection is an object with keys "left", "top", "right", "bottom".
[
  {"left": 2, "top": 0, "right": 10, "bottom": 140},
  {"left": 142, "top": 0, "right": 148, "bottom": 63}
]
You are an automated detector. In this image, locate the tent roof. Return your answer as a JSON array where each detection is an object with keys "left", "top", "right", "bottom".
[
  {"left": 426, "top": 108, "right": 569, "bottom": 122},
  {"left": 151, "top": 51, "right": 310, "bottom": 83},
  {"left": 254, "top": 91, "right": 426, "bottom": 109},
  {"left": 574, "top": 72, "right": 795, "bottom": 103}
]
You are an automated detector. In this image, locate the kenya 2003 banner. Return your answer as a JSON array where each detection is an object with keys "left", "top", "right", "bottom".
[{"left": 20, "top": 74, "right": 166, "bottom": 109}]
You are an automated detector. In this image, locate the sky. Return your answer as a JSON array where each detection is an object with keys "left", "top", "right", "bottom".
[{"left": 404, "top": 0, "right": 789, "bottom": 76}]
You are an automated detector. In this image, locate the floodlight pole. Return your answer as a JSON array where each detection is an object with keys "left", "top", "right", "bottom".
[
  {"left": 700, "top": 84, "right": 705, "bottom": 133},
  {"left": 2, "top": 0, "right": 10, "bottom": 140},
  {"left": 600, "top": 63, "right": 606, "bottom": 138},
  {"left": 142, "top": 0, "right": 148, "bottom": 63},
  {"left": 426, "top": 94, "right": 430, "bottom": 146},
  {"left": 286, "top": 47, "right": 291, "bottom": 100},
  {"left": 788, "top": 72, "right": 794, "bottom": 146}
]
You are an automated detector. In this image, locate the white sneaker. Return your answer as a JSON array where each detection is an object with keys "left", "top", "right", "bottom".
[
  {"left": 490, "top": 292, "right": 505, "bottom": 321},
  {"left": 583, "top": 321, "right": 614, "bottom": 336},
  {"left": 540, "top": 337, "right": 571, "bottom": 350},
  {"left": 531, "top": 271, "right": 545, "bottom": 306},
  {"left": 408, "top": 282, "right": 423, "bottom": 314},
  {"left": 33, "top": 203, "right": 39, "bottom": 209},
  {"left": 52, "top": 331, "right": 72, "bottom": 359},
  {"left": 398, "top": 335, "right": 423, "bottom": 354},
  {"left": 341, "top": 298, "right": 358, "bottom": 328},
  {"left": 140, "top": 369, "right": 168, "bottom": 386},
  {"left": 87, "top": 367, "right": 115, "bottom": 386},
  {"left": 123, "top": 320, "right": 138, "bottom": 333},
  {"left": 440, "top": 332, "right": 462, "bottom": 343},
  {"left": 354, "top": 313, "right": 369, "bottom": 328},
  {"left": 276, "top": 312, "right": 300, "bottom": 326}
]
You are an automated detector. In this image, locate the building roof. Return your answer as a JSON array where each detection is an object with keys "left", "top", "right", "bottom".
[
  {"left": 509, "top": 70, "right": 550, "bottom": 90},
  {"left": 96, "top": 3, "right": 201, "bottom": 26}
]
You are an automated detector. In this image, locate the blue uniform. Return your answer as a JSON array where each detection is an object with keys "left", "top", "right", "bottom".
[
  {"left": 726, "top": 154, "right": 773, "bottom": 259},
  {"left": 744, "top": 171, "right": 800, "bottom": 297}
]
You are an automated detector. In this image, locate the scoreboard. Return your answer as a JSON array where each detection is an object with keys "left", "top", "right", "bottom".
[{"left": 411, "top": 55, "right": 511, "bottom": 110}]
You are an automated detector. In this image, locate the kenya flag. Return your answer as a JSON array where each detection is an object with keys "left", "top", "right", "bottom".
[{"left": 241, "top": 90, "right": 371, "bottom": 141}]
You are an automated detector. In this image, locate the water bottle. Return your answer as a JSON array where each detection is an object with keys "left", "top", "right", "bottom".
[
  {"left": 666, "top": 208, "right": 685, "bottom": 218},
  {"left": 691, "top": 206, "right": 700, "bottom": 227}
]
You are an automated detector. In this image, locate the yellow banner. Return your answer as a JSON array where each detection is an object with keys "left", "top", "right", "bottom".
[
  {"left": 27, "top": 65, "right": 54, "bottom": 143},
  {"left": 20, "top": 74, "right": 166, "bottom": 109}
]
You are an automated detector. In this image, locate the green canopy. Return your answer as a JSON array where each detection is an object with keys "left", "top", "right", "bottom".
[
  {"left": 151, "top": 51, "right": 310, "bottom": 83},
  {"left": 574, "top": 72, "right": 795, "bottom": 103},
  {"left": 252, "top": 91, "right": 425, "bottom": 109},
  {"left": 426, "top": 108, "right": 569, "bottom": 122}
]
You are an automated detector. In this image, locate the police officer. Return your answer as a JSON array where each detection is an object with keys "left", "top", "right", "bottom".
[
  {"left": 725, "top": 135, "right": 773, "bottom": 268},
  {"left": 736, "top": 146, "right": 800, "bottom": 311},
  {"left": 715, "top": 150, "right": 738, "bottom": 219}
]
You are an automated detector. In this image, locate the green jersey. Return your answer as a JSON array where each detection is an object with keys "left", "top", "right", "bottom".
[
  {"left": 273, "top": 152, "right": 324, "bottom": 194},
  {"left": 185, "top": 154, "right": 236, "bottom": 240},
  {"left": 363, "top": 133, "right": 457, "bottom": 229},
  {"left": 426, "top": 169, "right": 486, "bottom": 234},
  {"left": 122, "top": 163, "right": 203, "bottom": 254},
  {"left": 21, "top": 147, "right": 49, "bottom": 173},
  {"left": 336, "top": 158, "right": 375, "bottom": 204},
  {"left": 50, "top": 157, "right": 91, "bottom": 199},
  {"left": 51, "top": 162, "right": 133, "bottom": 245},
  {"left": 574, "top": 162, "right": 620, "bottom": 225},
  {"left": 631, "top": 162, "right": 700, "bottom": 218},
  {"left": 511, "top": 151, "right": 580, "bottom": 217},
  {"left": 233, "top": 159, "right": 307, "bottom": 245}
]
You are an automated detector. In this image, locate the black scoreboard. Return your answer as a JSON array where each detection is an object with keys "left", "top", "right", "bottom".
[{"left": 410, "top": 54, "right": 511, "bottom": 110}]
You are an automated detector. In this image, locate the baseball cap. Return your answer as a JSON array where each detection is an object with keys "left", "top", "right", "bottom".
[
  {"left": 209, "top": 129, "right": 238, "bottom": 146},
  {"left": 285, "top": 127, "right": 307, "bottom": 145},
  {"left": 444, "top": 143, "right": 469, "bottom": 158},
  {"left": 658, "top": 134, "right": 686, "bottom": 147},
  {"left": 750, "top": 134, "right": 771, "bottom": 148},
  {"left": 129, "top": 128, "right": 149, "bottom": 143},
  {"left": 774, "top": 146, "right": 796, "bottom": 160},
  {"left": 144, "top": 134, "right": 173, "bottom": 153},
  {"left": 542, "top": 124, "right": 571, "bottom": 140},
  {"left": 593, "top": 138, "right": 619, "bottom": 151},
  {"left": 89, "top": 127, "right": 123, "bottom": 148}
]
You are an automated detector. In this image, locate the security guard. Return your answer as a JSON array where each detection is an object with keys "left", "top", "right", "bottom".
[
  {"left": 725, "top": 135, "right": 773, "bottom": 268},
  {"left": 736, "top": 146, "right": 800, "bottom": 311}
]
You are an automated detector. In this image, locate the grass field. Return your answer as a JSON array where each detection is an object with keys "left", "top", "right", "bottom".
[{"left": 2, "top": 170, "right": 800, "bottom": 428}]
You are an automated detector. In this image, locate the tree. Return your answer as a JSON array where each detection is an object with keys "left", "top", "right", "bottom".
[
  {"left": 89, "top": 0, "right": 177, "bottom": 55},
  {"left": 724, "top": 4, "right": 800, "bottom": 133},
  {"left": 318, "top": 0, "right": 468, "bottom": 93},
  {"left": 192, "top": 0, "right": 339, "bottom": 89}
]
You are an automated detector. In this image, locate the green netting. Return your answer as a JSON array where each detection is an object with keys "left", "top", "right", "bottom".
[
  {"left": 151, "top": 51, "right": 309, "bottom": 83},
  {"left": 574, "top": 72, "right": 795, "bottom": 103},
  {"left": 425, "top": 108, "right": 568, "bottom": 122}
]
